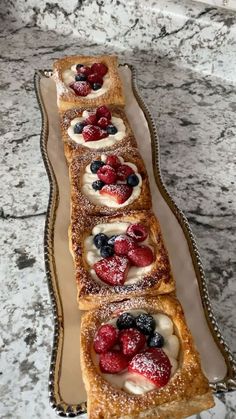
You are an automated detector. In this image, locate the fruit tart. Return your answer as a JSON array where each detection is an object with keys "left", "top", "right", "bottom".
[
  {"left": 61, "top": 105, "right": 137, "bottom": 163},
  {"left": 80, "top": 296, "right": 214, "bottom": 418},
  {"left": 53, "top": 55, "right": 125, "bottom": 111},
  {"left": 69, "top": 210, "right": 175, "bottom": 309},
  {"left": 69, "top": 148, "right": 151, "bottom": 216}
]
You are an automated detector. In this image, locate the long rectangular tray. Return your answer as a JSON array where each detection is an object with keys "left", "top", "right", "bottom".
[{"left": 34, "top": 65, "right": 236, "bottom": 417}]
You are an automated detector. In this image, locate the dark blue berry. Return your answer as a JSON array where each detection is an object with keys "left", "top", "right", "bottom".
[
  {"left": 90, "top": 160, "right": 105, "bottom": 174},
  {"left": 107, "top": 235, "right": 118, "bottom": 246},
  {"left": 100, "top": 245, "right": 114, "bottom": 258},
  {"left": 74, "top": 122, "right": 85, "bottom": 134},
  {"left": 93, "top": 233, "right": 108, "bottom": 249},
  {"left": 106, "top": 125, "right": 118, "bottom": 135},
  {"left": 75, "top": 73, "right": 87, "bottom": 81},
  {"left": 135, "top": 314, "right": 155, "bottom": 335},
  {"left": 92, "top": 180, "right": 105, "bottom": 191},
  {"left": 127, "top": 174, "right": 139, "bottom": 187},
  {"left": 76, "top": 64, "right": 84, "bottom": 70},
  {"left": 116, "top": 312, "right": 136, "bottom": 330},
  {"left": 92, "top": 83, "right": 102, "bottom": 90},
  {"left": 147, "top": 332, "right": 164, "bottom": 348}
]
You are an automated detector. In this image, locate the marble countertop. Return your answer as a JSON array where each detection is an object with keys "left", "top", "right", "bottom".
[{"left": 0, "top": 5, "right": 236, "bottom": 419}]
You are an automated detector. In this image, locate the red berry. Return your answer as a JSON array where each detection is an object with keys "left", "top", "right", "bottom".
[
  {"left": 119, "top": 328, "right": 146, "bottom": 357},
  {"left": 99, "top": 351, "right": 129, "bottom": 374},
  {"left": 84, "top": 114, "right": 98, "bottom": 125},
  {"left": 94, "top": 324, "right": 118, "bottom": 354},
  {"left": 114, "top": 235, "right": 135, "bottom": 256},
  {"left": 78, "top": 65, "right": 92, "bottom": 76},
  {"left": 128, "top": 348, "right": 171, "bottom": 387},
  {"left": 82, "top": 125, "right": 108, "bottom": 142},
  {"left": 99, "top": 184, "right": 132, "bottom": 204},
  {"left": 127, "top": 245, "right": 154, "bottom": 267},
  {"left": 106, "top": 155, "right": 121, "bottom": 169},
  {"left": 87, "top": 73, "right": 103, "bottom": 85},
  {"left": 94, "top": 255, "right": 129, "bottom": 286},
  {"left": 97, "top": 165, "right": 117, "bottom": 184},
  {"left": 97, "top": 117, "right": 109, "bottom": 128},
  {"left": 126, "top": 224, "right": 148, "bottom": 242},
  {"left": 117, "top": 164, "right": 134, "bottom": 181},
  {"left": 96, "top": 106, "right": 111, "bottom": 121},
  {"left": 69, "top": 81, "right": 91, "bottom": 97},
  {"left": 91, "top": 62, "right": 108, "bottom": 77}
]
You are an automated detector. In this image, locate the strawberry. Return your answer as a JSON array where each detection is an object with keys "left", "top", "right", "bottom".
[
  {"left": 99, "top": 185, "right": 132, "bottom": 204},
  {"left": 94, "top": 324, "right": 118, "bottom": 354},
  {"left": 94, "top": 255, "right": 129, "bottom": 286},
  {"left": 96, "top": 106, "right": 111, "bottom": 121},
  {"left": 128, "top": 348, "right": 171, "bottom": 388},
  {"left": 117, "top": 164, "right": 134, "bottom": 181},
  {"left": 91, "top": 62, "right": 108, "bottom": 77},
  {"left": 127, "top": 245, "right": 154, "bottom": 267},
  {"left": 106, "top": 155, "right": 121, "bottom": 169},
  {"left": 69, "top": 81, "right": 91, "bottom": 97},
  {"left": 78, "top": 65, "right": 92, "bottom": 76},
  {"left": 119, "top": 328, "right": 146, "bottom": 357},
  {"left": 97, "top": 117, "right": 109, "bottom": 128},
  {"left": 87, "top": 73, "right": 103, "bottom": 85},
  {"left": 126, "top": 223, "right": 148, "bottom": 242},
  {"left": 82, "top": 125, "right": 108, "bottom": 142},
  {"left": 84, "top": 113, "right": 98, "bottom": 125},
  {"left": 114, "top": 235, "right": 135, "bottom": 256},
  {"left": 99, "top": 351, "right": 129, "bottom": 374},
  {"left": 97, "top": 165, "right": 117, "bottom": 184}
]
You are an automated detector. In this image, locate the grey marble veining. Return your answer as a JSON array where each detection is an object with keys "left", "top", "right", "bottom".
[{"left": 0, "top": 9, "right": 236, "bottom": 419}]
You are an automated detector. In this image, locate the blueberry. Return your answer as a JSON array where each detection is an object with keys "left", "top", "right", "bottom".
[
  {"left": 92, "top": 83, "right": 102, "bottom": 90},
  {"left": 106, "top": 125, "right": 118, "bottom": 135},
  {"left": 116, "top": 312, "right": 136, "bottom": 330},
  {"left": 90, "top": 160, "right": 105, "bottom": 174},
  {"left": 75, "top": 73, "right": 87, "bottom": 81},
  {"left": 92, "top": 180, "right": 105, "bottom": 191},
  {"left": 93, "top": 233, "right": 108, "bottom": 249},
  {"left": 147, "top": 332, "right": 164, "bottom": 348},
  {"left": 76, "top": 63, "right": 84, "bottom": 70},
  {"left": 100, "top": 245, "right": 114, "bottom": 258},
  {"left": 127, "top": 174, "right": 139, "bottom": 187},
  {"left": 107, "top": 235, "right": 118, "bottom": 246},
  {"left": 135, "top": 314, "right": 155, "bottom": 335},
  {"left": 74, "top": 122, "right": 85, "bottom": 134}
]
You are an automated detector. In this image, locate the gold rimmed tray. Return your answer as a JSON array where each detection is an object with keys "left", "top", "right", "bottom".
[{"left": 34, "top": 65, "right": 236, "bottom": 417}]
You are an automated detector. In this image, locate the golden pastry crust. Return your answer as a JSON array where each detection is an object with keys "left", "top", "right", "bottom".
[
  {"left": 69, "top": 210, "right": 175, "bottom": 309},
  {"left": 53, "top": 55, "right": 125, "bottom": 110},
  {"left": 80, "top": 295, "right": 214, "bottom": 418},
  {"left": 60, "top": 106, "right": 137, "bottom": 163},
  {"left": 69, "top": 147, "right": 152, "bottom": 216}
]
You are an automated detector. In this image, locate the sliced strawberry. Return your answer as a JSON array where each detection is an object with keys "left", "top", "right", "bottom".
[
  {"left": 97, "top": 117, "right": 109, "bottom": 128},
  {"left": 94, "top": 255, "right": 129, "bottom": 286},
  {"left": 117, "top": 164, "right": 134, "bottom": 181},
  {"left": 84, "top": 113, "right": 98, "bottom": 125},
  {"left": 94, "top": 324, "right": 118, "bottom": 354},
  {"left": 97, "top": 165, "right": 117, "bottom": 184},
  {"left": 87, "top": 73, "right": 103, "bottom": 85},
  {"left": 106, "top": 155, "right": 121, "bottom": 169},
  {"left": 82, "top": 125, "right": 108, "bottom": 142},
  {"left": 99, "top": 351, "right": 129, "bottom": 374},
  {"left": 114, "top": 235, "right": 136, "bottom": 256},
  {"left": 127, "top": 245, "right": 154, "bottom": 267},
  {"left": 128, "top": 348, "right": 171, "bottom": 388},
  {"left": 99, "top": 184, "right": 132, "bottom": 204},
  {"left": 126, "top": 224, "right": 148, "bottom": 242},
  {"left": 78, "top": 65, "right": 92, "bottom": 76},
  {"left": 91, "top": 63, "right": 108, "bottom": 77},
  {"left": 96, "top": 106, "right": 111, "bottom": 121},
  {"left": 119, "top": 328, "right": 146, "bottom": 357},
  {"left": 69, "top": 81, "right": 91, "bottom": 97}
]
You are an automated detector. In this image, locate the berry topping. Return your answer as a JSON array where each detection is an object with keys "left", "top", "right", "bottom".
[
  {"left": 97, "top": 165, "right": 117, "bottom": 185},
  {"left": 135, "top": 314, "right": 155, "bottom": 335},
  {"left": 87, "top": 73, "right": 103, "bottom": 85},
  {"left": 94, "top": 255, "right": 129, "bottom": 286},
  {"left": 128, "top": 245, "right": 154, "bottom": 267},
  {"left": 99, "top": 185, "right": 133, "bottom": 204},
  {"left": 100, "top": 245, "right": 114, "bottom": 258},
  {"left": 74, "top": 122, "right": 85, "bottom": 134},
  {"left": 99, "top": 351, "right": 129, "bottom": 374},
  {"left": 97, "top": 117, "right": 109, "bottom": 128},
  {"left": 117, "top": 164, "right": 134, "bottom": 181},
  {"left": 128, "top": 348, "right": 171, "bottom": 388},
  {"left": 92, "top": 180, "right": 105, "bottom": 191},
  {"left": 92, "top": 83, "right": 102, "bottom": 90},
  {"left": 78, "top": 65, "right": 92, "bottom": 76},
  {"left": 119, "top": 328, "right": 146, "bottom": 357},
  {"left": 96, "top": 106, "right": 111, "bottom": 121},
  {"left": 90, "top": 160, "right": 105, "bottom": 174},
  {"left": 127, "top": 174, "right": 140, "bottom": 187},
  {"left": 82, "top": 125, "right": 108, "bottom": 142},
  {"left": 84, "top": 114, "right": 98, "bottom": 125},
  {"left": 105, "top": 155, "right": 121, "bottom": 169},
  {"left": 106, "top": 125, "right": 118, "bottom": 135},
  {"left": 94, "top": 324, "right": 118, "bottom": 354},
  {"left": 114, "top": 235, "right": 135, "bottom": 256},
  {"left": 148, "top": 332, "right": 164, "bottom": 348},
  {"left": 116, "top": 312, "right": 136, "bottom": 330},
  {"left": 107, "top": 235, "right": 118, "bottom": 246},
  {"left": 93, "top": 233, "right": 108, "bottom": 249},
  {"left": 91, "top": 62, "right": 108, "bottom": 77},
  {"left": 76, "top": 63, "right": 84, "bottom": 71},
  {"left": 69, "top": 81, "right": 91, "bottom": 97},
  {"left": 75, "top": 73, "right": 87, "bottom": 82},
  {"left": 126, "top": 224, "right": 148, "bottom": 242}
]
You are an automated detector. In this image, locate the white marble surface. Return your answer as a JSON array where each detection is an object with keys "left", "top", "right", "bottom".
[{"left": 0, "top": 1, "right": 236, "bottom": 418}]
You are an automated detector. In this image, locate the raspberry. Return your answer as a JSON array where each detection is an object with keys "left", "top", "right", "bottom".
[
  {"left": 127, "top": 245, "right": 154, "bottom": 267},
  {"left": 91, "top": 62, "right": 108, "bottom": 76},
  {"left": 99, "top": 184, "right": 133, "bottom": 204},
  {"left": 97, "top": 165, "right": 117, "bottom": 184},
  {"left": 119, "top": 328, "right": 146, "bottom": 357},
  {"left": 114, "top": 235, "right": 135, "bottom": 256},
  {"left": 99, "top": 351, "right": 129, "bottom": 374},
  {"left": 87, "top": 73, "right": 103, "bottom": 85},
  {"left": 97, "top": 117, "right": 109, "bottom": 128},
  {"left": 69, "top": 81, "right": 91, "bottom": 97},
  {"left": 126, "top": 223, "right": 148, "bottom": 242},
  {"left": 106, "top": 155, "right": 121, "bottom": 169},
  {"left": 78, "top": 65, "right": 92, "bottom": 76},
  {"left": 93, "top": 324, "right": 118, "bottom": 354},
  {"left": 82, "top": 125, "right": 108, "bottom": 142},
  {"left": 117, "top": 164, "right": 134, "bottom": 181},
  {"left": 94, "top": 255, "right": 129, "bottom": 286},
  {"left": 84, "top": 114, "right": 98, "bottom": 125},
  {"left": 96, "top": 106, "right": 111, "bottom": 121}
]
